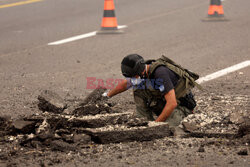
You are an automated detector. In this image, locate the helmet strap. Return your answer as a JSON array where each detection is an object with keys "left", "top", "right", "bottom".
[{"left": 140, "top": 65, "right": 148, "bottom": 79}]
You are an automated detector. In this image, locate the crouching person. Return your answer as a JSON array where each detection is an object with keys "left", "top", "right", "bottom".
[{"left": 102, "top": 54, "right": 201, "bottom": 127}]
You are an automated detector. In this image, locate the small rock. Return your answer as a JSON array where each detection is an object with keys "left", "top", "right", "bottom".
[
  {"left": 36, "top": 119, "right": 53, "bottom": 140},
  {"left": 241, "top": 134, "right": 250, "bottom": 144},
  {"left": 182, "top": 122, "right": 198, "bottom": 132},
  {"left": 126, "top": 118, "right": 148, "bottom": 127},
  {"left": 63, "top": 105, "right": 76, "bottom": 115},
  {"left": 36, "top": 119, "right": 50, "bottom": 134},
  {"left": 237, "top": 149, "right": 248, "bottom": 156},
  {"left": 73, "top": 134, "right": 91, "bottom": 144},
  {"left": 62, "top": 134, "right": 74, "bottom": 143},
  {"left": 9, "top": 136, "right": 15, "bottom": 141},
  {"left": 26, "top": 133, "right": 35, "bottom": 139},
  {"left": 30, "top": 140, "right": 43, "bottom": 148},
  {"left": 82, "top": 87, "right": 107, "bottom": 105},
  {"left": 230, "top": 113, "right": 245, "bottom": 124},
  {"left": 197, "top": 146, "right": 205, "bottom": 152},
  {"left": 92, "top": 149, "right": 98, "bottom": 154},
  {"left": 38, "top": 90, "right": 66, "bottom": 113},
  {"left": 117, "top": 155, "right": 122, "bottom": 159},
  {"left": 236, "top": 119, "right": 250, "bottom": 137}
]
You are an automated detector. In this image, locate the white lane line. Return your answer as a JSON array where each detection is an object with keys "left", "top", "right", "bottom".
[
  {"left": 48, "top": 31, "right": 97, "bottom": 45},
  {"left": 197, "top": 60, "right": 250, "bottom": 84},
  {"left": 48, "top": 25, "right": 127, "bottom": 45}
]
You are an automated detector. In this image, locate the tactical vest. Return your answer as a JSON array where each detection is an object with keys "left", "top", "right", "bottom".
[{"left": 146, "top": 55, "right": 202, "bottom": 100}]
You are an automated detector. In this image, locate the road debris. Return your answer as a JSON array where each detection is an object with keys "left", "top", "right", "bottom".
[{"left": 0, "top": 89, "right": 249, "bottom": 166}]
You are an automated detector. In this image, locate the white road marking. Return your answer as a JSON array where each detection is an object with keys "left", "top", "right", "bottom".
[
  {"left": 48, "top": 25, "right": 127, "bottom": 45},
  {"left": 117, "top": 25, "right": 127, "bottom": 29},
  {"left": 48, "top": 31, "right": 97, "bottom": 45},
  {"left": 197, "top": 60, "right": 250, "bottom": 84}
]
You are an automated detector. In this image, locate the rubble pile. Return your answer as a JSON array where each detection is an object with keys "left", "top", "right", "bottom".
[
  {"left": 0, "top": 90, "right": 172, "bottom": 152},
  {"left": 182, "top": 93, "right": 249, "bottom": 134},
  {"left": 0, "top": 90, "right": 249, "bottom": 155},
  {"left": 72, "top": 88, "right": 114, "bottom": 116}
]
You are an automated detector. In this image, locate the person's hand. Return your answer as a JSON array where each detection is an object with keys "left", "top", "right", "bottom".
[{"left": 101, "top": 90, "right": 110, "bottom": 100}]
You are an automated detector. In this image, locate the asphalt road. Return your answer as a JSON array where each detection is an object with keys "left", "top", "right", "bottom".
[
  {"left": 0, "top": 0, "right": 249, "bottom": 116},
  {"left": 0, "top": 1, "right": 250, "bottom": 166}
]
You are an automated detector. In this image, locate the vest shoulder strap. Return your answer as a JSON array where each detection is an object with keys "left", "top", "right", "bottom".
[{"left": 149, "top": 55, "right": 202, "bottom": 98}]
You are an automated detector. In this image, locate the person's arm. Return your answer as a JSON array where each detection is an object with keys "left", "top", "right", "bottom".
[
  {"left": 155, "top": 89, "right": 177, "bottom": 122},
  {"left": 107, "top": 79, "right": 130, "bottom": 97}
]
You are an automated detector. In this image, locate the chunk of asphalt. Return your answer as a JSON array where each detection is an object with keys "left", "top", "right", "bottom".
[
  {"left": 82, "top": 87, "right": 107, "bottom": 105},
  {"left": 229, "top": 113, "right": 245, "bottom": 125},
  {"left": 36, "top": 119, "right": 54, "bottom": 140},
  {"left": 26, "top": 112, "right": 134, "bottom": 129},
  {"left": 68, "top": 87, "right": 114, "bottom": 116},
  {"left": 69, "top": 112, "right": 134, "bottom": 128},
  {"left": 184, "top": 132, "right": 235, "bottom": 138},
  {"left": 81, "top": 122, "right": 171, "bottom": 144},
  {"left": 73, "top": 134, "right": 92, "bottom": 144},
  {"left": 197, "top": 146, "right": 205, "bottom": 152},
  {"left": 237, "top": 149, "right": 248, "bottom": 156},
  {"left": 182, "top": 122, "right": 199, "bottom": 132},
  {"left": 38, "top": 90, "right": 66, "bottom": 113},
  {"left": 73, "top": 103, "right": 112, "bottom": 116},
  {"left": 12, "top": 120, "right": 36, "bottom": 134},
  {"left": 236, "top": 118, "right": 250, "bottom": 138},
  {"left": 125, "top": 117, "right": 148, "bottom": 127}
]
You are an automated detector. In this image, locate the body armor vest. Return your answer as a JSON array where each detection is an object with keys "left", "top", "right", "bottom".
[{"left": 146, "top": 55, "right": 202, "bottom": 100}]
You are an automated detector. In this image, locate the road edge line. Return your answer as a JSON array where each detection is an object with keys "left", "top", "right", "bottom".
[{"left": 197, "top": 60, "right": 250, "bottom": 84}]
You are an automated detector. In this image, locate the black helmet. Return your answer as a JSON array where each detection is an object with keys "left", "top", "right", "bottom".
[{"left": 121, "top": 54, "right": 145, "bottom": 78}]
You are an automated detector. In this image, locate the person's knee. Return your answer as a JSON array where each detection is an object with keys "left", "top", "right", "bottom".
[
  {"left": 165, "top": 108, "right": 186, "bottom": 127},
  {"left": 136, "top": 107, "right": 154, "bottom": 121}
]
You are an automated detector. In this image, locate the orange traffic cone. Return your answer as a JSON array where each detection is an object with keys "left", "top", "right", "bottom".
[
  {"left": 97, "top": 0, "right": 123, "bottom": 34},
  {"left": 202, "top": 0, "right": 228, "bottom": 21}
]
